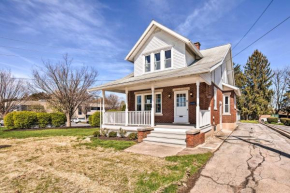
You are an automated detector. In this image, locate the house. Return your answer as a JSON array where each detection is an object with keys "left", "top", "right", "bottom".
[
  {"left": 89, "top": 21, "right": 241, "bottom": 147},
  {"left": 73, "top": 103, "right": 102, "bottom": 120}
]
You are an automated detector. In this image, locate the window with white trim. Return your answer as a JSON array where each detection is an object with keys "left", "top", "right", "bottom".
[
  {"left": 165, "top": 50, "right": 171, "bottom": 68},
  {"left": 136, "top": 95, "right": 142, "bottom": 111},
  {"left": 135, "top": 93, "right": 162, "bottom": 113},
  {"left": 223, "top": 94, "right": 230, "bottom": 114},
  {"left": 154, "top": 53, "right": 161, "bottom": 70},
  {"left": 214, "top": 87, "right": 217, "bottom": 110},
  {"left": 234, "top": 95, "right": 236, "bottom": 109},
  {"left": 145, "top": 55, "right": 151, "bottom": 72}
]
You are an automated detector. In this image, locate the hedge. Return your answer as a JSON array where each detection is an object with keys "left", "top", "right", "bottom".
[
  {"left": 50, "top": 112, "right": 66, "bottom": 127},
  {"left": 267, "top": 117, "right": 278, "bottom": 124},
  {"left": 37, "top": 112, "right": 51, "bottom": 128},
  {"left": 283, "top": 118, "right": 290, "bottom": 126},
  {"left": 13, "top": 111, "right": 38, "bottom": 129},
  {"left": 280, "top": 118, "right": 288, "bottom": 124},
  {"left": 90, "top": 112, "right": 101, "bottom": 127},
  {"left": 4, "top": 111, "right": 16, "bottom": 129}
]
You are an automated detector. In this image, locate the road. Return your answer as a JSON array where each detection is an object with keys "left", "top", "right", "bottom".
[{"left": 190, "top": 123, "right": 290, "bottom": 193}]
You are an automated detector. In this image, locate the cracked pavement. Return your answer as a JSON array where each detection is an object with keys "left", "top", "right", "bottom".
[{"left": 190, "top": 123, "right": 290, "bottom": 193}]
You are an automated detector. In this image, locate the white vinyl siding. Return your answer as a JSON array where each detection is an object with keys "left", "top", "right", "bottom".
[{"left": 134, "top": 30, "right": 186, "bottom": 76}]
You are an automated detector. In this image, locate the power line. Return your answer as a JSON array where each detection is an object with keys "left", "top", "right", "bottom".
[
  {"left": 232, "top": 0, "right": 274, "bottom": 50},
  {"left": 233, "top": 16, "right": 290, "bottom": 58},
  {"left": 11, "top": 77, "right": 115, "bottom": 81}
]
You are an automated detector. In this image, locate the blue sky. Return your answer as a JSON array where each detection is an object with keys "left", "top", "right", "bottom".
[{"left": 0, "top": 0, "right": 289, "bottom": 88}]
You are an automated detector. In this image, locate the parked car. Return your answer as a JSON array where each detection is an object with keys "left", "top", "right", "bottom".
[
  {"left": 73, "top": 118, "right": 88, "bottom": 123},
  {"left": 0, "top": 119, "right": 4, "bottom": 126}
]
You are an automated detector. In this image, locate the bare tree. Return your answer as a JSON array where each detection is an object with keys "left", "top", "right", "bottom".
[
  {"left": 33, "top": 54, "right": 98, "bottom": 127},
  {"left": 106, "top": 94, "right": 120, "bottom": 110},
  {"left": 0, "top": 69, "right": 29, "bottom": 117},
  {"left": 81, "top": 100, "right": 92, "bottom": 122},
  {"left": 272, "top": 68, "right": 289, "bottom": 114}
]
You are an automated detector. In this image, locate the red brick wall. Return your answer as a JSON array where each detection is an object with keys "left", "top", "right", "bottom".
[
  {"left": 128, "top": 83, "right": 212, "bottom": 124},
  {"left": 222, "top": 91, "right": 237, "bottom": 123}
]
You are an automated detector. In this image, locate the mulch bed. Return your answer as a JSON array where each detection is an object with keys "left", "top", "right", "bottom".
[
  {"left": 95, "top": 136, "right": 137, "bottom": 142},
  {"left": 4, "top": 126, "right": 97, "bottom": 132}
]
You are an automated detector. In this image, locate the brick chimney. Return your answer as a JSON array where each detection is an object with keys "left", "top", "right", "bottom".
[{"left": 194, "top": 42, "right": 201, "bottom": 50}]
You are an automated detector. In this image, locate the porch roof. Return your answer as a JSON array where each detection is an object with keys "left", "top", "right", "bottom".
[{"left": 89, "top": 44, "right": 231, "bottom": 92}]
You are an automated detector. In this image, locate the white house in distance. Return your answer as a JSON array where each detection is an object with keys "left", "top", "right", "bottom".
[{"left": 89, "top": 21, "right": 241, "bottom": 148}]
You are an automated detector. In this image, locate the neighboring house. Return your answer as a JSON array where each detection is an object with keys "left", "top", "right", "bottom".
[
  {"left": 16, "top": 100, "right": 101, "bottom": 119},
  {"left": 89, "top": 21, "right": 241, "bottom": 147}
]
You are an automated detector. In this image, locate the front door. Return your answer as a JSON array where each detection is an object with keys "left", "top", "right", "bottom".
[{"left": 174, "top": 91, "right": 189, "bottom": 123}]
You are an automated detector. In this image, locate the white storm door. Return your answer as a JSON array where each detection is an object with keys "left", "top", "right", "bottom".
[{"left": 174, "top": 91, "right": 188, "bottom": 123}]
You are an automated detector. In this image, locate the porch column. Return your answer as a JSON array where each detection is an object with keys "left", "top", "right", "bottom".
[
  {"left": 151, "top": 85, "right": 155, "bottom": 127},
  {"left": 125, "top": 87, "right": 129, "bottom": 126},
  {"left": 102, "top": 90, "right": 105, "bottom": 126},
  {"left": 196, "top": 81, "right": 200, "bottom": 129}
]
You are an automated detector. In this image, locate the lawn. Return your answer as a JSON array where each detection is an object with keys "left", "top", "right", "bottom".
[
  {"left": 240, "top": 120, "right": 259, "bottom": 124},
  {"left": 0, "top": 129, "right": 212, "bottom": 192},
  {"left": 0, "top": 127, "right": 99, "bottom": 139}
]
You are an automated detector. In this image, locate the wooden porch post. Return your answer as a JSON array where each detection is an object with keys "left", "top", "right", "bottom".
[
  {"left": 151, "top": 85, "right": 155, "bottom": 127},
  {"left": 196, "top": 81, "right": 200, "bottom": 129},
  {"left": 102, "top": 90, "right": 105, "bottom": 126},
  {"left": 125, "top": 87, "right": 128, "bottom": 126}
]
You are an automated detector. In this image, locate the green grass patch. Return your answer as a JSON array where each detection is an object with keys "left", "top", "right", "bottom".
[
  {"left": 0, "top": 128, "right": 99, "bottom": 139},
  {"left": 82, "top": 138, "right": 136, "bottom": 150},
  {"left": 240, "top": 120, "right": 259, "bottom": 124},
  {"left": 135, "top": 153, "right": 212, "bottom": 192},
  {"left": 268, "top": 122, "right": 284, "bottom": 125}
]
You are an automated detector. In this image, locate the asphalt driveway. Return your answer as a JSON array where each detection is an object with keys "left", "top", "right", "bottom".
[{"left": 191, "top": 123, "right": 290, "bottom": 193}]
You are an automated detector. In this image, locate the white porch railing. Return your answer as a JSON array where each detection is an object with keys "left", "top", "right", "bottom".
[
  {"left": 199, "top": 110, "right": 211, "bottom": 127},
  {"left": 103, "top": 111, "right": 151, "bottom": 126}
]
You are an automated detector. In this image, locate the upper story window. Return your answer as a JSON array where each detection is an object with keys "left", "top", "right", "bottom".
[
  {"left": 165, "top": 50, "right": 171, "bottom": 68},
  {"left": 145, "top": 55, "right": 151, "bottom": 72},
  {"left": 154, "top": 53, "right": 161, "bottom": 70}
]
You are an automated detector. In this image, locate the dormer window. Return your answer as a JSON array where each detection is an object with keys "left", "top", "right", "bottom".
[
  {"left": 165, "top": 50, "right": 171, "bottom": 68},
  {"left": 154, "top": 53, "right": 161, "bottom": 70},
  {"left": 145, "top": 55, "right": 151, "bottom": 72}
]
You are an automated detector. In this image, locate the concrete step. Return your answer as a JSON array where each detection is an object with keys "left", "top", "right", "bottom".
[
  {"left": 151, "top": 128, "right": 188, "bottom": 134},
  {"left": 200, "top": 125, "right": 212, "bottom": 133},
  {"left": 144, "top": 136, "right": 186, "bottom": 145},
  {"left": 148, "top": 132, "right": 186, "bottom": 139}
]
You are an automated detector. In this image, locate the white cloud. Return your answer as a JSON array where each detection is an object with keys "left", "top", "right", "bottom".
[{"left": 176, "top": 0, "right": 242, "bottom": 36}]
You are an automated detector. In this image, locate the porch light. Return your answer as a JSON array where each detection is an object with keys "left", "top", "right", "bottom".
[
  {"left": 190, "top": 92, "right": 193, "bottom": 97},
  {"left": 168, "top": 94, "right": 171, "bottom": 98}
]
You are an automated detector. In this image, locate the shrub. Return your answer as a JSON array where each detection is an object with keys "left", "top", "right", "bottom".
[
  {"left": 4, "top": 111, "right": 16, "bottom": 129},
  {"left": 267, "top": 117, "right": 278, "bottom": 124},
  {"left": 128, "top": 132, "right": 138, "bottom": 140},
  {"left": 50, "top": 112, "right": 66, "bottom": 127},
  {"left": 100, "top": 128, "right": 109, "bottom": 137},
  {"left": 285, "top": 119, "right": 290, "bottom": 126},
  {"left": 93, "top": 130, "right": 101, "bottom": 137},
  {"left": 37, "top": 112, "right": 51, "bottom": 128},
  {"left": 90, "top": 112, "right": 100, "bottom": 127},
  {"left": 13, "top": 111, "right": 37, "bottom": 129},
  {"left": 109, "top": 131, "right": 117, "bottom": 137},
  {"left": 280, "top": 118, "right": 288, "bottom": 124},
  {"left": 119, "top": 128, "right": 127, "bottom": 138}
]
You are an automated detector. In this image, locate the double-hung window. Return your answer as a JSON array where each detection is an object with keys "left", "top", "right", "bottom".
[
  {"left": 154, "top": 53, "right": 161, "bottom": 70},
  {"left": 156, "top": 94, "right": 161, "bottom": 113},
  {"left": 223, "top": 94, "right": 230, "bottom": 114},
  {"left": 145, "top": 55, "right": 151, "bottom": 72},
  {"left": 214, "top": 87, "right": 217, "bottom": 110},
  {"left": 136, "top": 95, "right": 142, "bottom": 111},
  {"left": 165, "top": 50, "right": 171, "bottom": 68},
  {"left": 144, "top": 95, "right": 152, "bottom": 111}
]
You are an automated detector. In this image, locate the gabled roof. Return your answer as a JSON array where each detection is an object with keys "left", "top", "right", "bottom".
[
  {"left": 125, "top": 20, "right": 203, "bottom": 62},
  {"left": 89, "top": 44, "right": 231, "bottom": 92}
]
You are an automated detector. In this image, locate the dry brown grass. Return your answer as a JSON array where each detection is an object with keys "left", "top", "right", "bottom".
[{"left": 0, "top": 137, "right": 176, "bottom": 193}]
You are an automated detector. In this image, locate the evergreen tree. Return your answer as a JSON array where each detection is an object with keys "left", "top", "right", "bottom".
[
  {"left": 234, "top": 63, "right": 246, "bottom": 118},
  {"left": 243, "top": 50, "right": 273, "bottom": 120}
]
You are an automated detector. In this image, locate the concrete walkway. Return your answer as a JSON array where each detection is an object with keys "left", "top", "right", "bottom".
[{"left": 190, "top": 123, "right": 290, "bottom": 193}]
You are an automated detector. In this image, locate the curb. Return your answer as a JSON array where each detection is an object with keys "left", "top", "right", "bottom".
[{"left": 260, "top": 122, "right": 290, "bottom": 139}]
